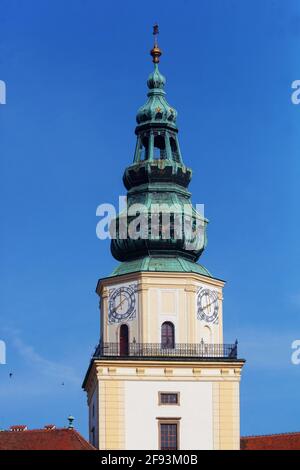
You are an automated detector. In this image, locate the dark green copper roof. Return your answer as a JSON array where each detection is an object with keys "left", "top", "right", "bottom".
[
  {"left": 136, "top": 63, "right": 177, "bottom": 130},
  {"left": 109, "top": 27, "right": 209, "bottom": 273},
  {"left": 110, "top": 256, "right": 211, "bottom": 277}
]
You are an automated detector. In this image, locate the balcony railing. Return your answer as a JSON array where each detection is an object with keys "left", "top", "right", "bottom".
[{"left": 92, "top": 340, "right": 238, "bottom": 361}]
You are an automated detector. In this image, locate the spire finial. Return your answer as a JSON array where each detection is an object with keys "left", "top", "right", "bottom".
[
  {"left": 153, "top": 24, "right": 159, "bottom": 46},
  {"left": 150, "top": 24, "right": 162, "bottom": 64},
  {"left": 67, "top": 415, "right": 74, "bottom": 429}
]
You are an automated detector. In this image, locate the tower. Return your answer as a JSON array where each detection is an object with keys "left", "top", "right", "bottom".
[{"left": 83, "top": 27, "right": 244, "bottom": 451}]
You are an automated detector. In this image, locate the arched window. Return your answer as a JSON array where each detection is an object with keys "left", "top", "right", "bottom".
[
  {"left": 202, "top": 325, "right": 212, "bottom": 344},
  {"left": 153, "top": 135, "right": 166, "bottom": 159},
  {"left": 120, "top": 324, "right": 129, "bottom": 356},
  {"left": 169, "top": 137, "right": 180, "bottom": 162},
  {"left": 140, "top": 136, "right": 149, "bottom": 161},
  {"left": 161, "top": 322, "right": 175, "bottom": 349}
]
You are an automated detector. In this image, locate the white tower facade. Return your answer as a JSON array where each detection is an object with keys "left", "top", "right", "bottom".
[{"left": 83, "top": 29, "right": 244, "bottom": 450}]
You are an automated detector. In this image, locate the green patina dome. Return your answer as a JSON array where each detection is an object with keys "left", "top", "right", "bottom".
[
  {"left": 110, "top": 31, "right": 209, "bottom": 275},
  {"left": 147, "top": 64, "right": 166, "bottom": 89},
  {"left": 136, "top": 64, "right": 177, "bottom": 128},
  {"left": 110, "top": 256, "right": 211, "bottom": 278}
]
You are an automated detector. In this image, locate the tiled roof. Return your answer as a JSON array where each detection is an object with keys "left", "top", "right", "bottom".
[
  {"left": 241, "top": 432, "right": 300, "bottom": 450},
  {"left": 0, "top": 427, "right": 95, "bottom": 450}
]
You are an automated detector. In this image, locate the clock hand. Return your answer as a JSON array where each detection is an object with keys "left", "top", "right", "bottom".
[
  {"left": 115, "top": 296, "right": 128, "bottom": 311},
  {"left": 202, "top": 293, "right": 209, "bottom": 310},
  {"left": 204, "top": 300, "right": 215, "bottom": 309}
]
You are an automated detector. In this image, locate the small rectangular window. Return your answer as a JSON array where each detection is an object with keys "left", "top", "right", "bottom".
[
  {"left": 159, "top": 392, "right": 180, "bottom": 405},
  {"left": 160, "top": 423, "right": 178, "bottom": 450}
]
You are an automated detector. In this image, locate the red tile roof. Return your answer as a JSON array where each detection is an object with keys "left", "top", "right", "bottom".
[
  {"left": 241, "top": 432, "right": 300, "bottom": 450},
  {"left": 0, "top": 427, "right": 95, "bottom": 450}
]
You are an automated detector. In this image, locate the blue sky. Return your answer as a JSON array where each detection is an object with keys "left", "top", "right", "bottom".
[{"left": 0, "top": 0, "right": 300, "bottom": 438}]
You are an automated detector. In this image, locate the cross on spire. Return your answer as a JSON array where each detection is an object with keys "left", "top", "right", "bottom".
[
  {"left": 153, "top": 24, "right": 159, "bottom": 46},
  {"left": 150, "top": 24, "right": 162, "bottom": 64}
]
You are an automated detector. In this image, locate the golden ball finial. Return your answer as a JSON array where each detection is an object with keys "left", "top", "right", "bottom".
[{"left": 150, "top": 24, "right": 162, "bottom": 63}]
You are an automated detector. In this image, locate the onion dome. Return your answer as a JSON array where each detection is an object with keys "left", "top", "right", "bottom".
[
  {"left": 147, "top": 64, "right": 166, "bottom": 89},
  {"left": 136, "top": 63, "right": 177, "bottom": 128},
  {"left": 110, "top": 26, "right": 208, "bottom": 265}
]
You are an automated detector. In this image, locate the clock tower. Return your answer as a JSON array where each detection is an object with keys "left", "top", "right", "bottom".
[{"left": 83, "top": 27, "right": 245, "bottom": 450}]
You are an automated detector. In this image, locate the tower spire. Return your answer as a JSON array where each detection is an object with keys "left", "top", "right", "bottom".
[
  {"left": 110, "top": 28, "right": 208, "bottom": 264},
  {"left": 150, "top": 24, "right": 162, "bottom": 63}
]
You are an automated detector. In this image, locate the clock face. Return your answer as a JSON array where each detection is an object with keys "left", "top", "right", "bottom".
[
  {"left": 108, "top": 285, "right": 136, "bottom": 324},
  {"left": 197, "top": 288, "right": 219, "bottom": 324}
]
